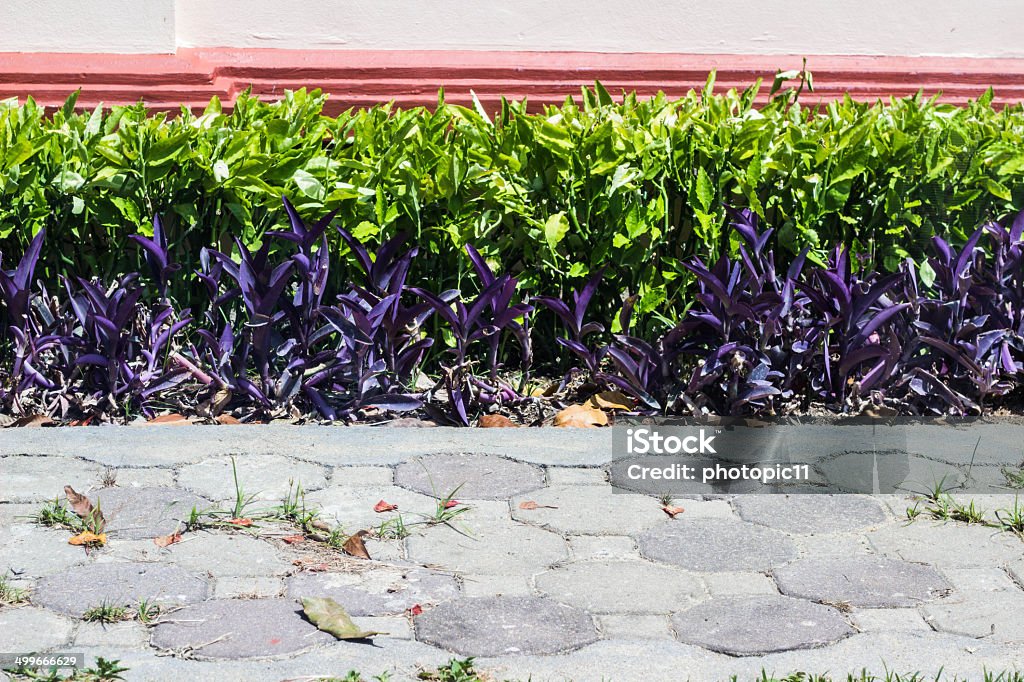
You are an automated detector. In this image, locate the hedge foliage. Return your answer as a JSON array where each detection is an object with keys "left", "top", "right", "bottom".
[{"left": 3, "top": 81, "right": 1024, "bottom": 342}]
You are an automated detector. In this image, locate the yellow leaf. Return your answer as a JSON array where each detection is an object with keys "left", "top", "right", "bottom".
[
  {"left": 69, "top": 531, "right": 107, "bottom": 546},
  {"left": 553, "top": 404, "right": 608, "bottom": 428},
  {"left": 585, "top": 390, "right": 634, "bottom": 411}
]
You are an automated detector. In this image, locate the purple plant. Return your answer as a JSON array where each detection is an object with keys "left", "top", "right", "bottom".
[{"left": 534, "top": 268, "right": 607, "bottom": 375}]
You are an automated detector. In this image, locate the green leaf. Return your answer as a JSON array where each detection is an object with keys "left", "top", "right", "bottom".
[
  {"left": 544, "top": 212, "right": 570, "bottom": 252},
  {"left": 918, "top": 259, "right": 936, "bottom": 288},
  {"left": 985, "top": 179, "right": 1012, "bottom": 201},
  {"left": 695, "top": 168, "right": 713, "bottom": 212},
  {"left": 300, "top": 597, "right": 386, "bottom": 640},
  {"left": 2, "top": 141, "right": 36, "bottom": 170},
  {"left": 292, "top": 169, "right": 325, "bottom": 200}
]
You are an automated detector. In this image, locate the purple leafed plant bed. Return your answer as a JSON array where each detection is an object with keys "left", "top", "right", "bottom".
[{"left": 2, "top": 198, "right": 1024, "bottom": 426}]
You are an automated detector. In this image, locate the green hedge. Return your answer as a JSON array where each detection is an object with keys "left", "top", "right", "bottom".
[{"left": 2, "top": 81, "right": 1024, "bottom": 338}]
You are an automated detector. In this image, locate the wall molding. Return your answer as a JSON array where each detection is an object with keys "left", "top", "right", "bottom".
[{"left": 2, "top": 49, "right": 1023, "bottom": 113}]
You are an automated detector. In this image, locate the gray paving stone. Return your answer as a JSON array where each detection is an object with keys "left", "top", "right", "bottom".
[
  {"left": 545, "top": 467, "right": 607, "bottom": 486},
  {"left": 818, "top": 452, "right": 965, "bottom": 494},
  {"left": 33, "top": 562, "right": 208, "bottom": 617},
  {"left": 414, "top": 595, "right": 598, "bottom": 656},
  {"left": 702, "top": 572, "right": 779, "bottom": 597},
  {"left": 0, "top": 456, "right": 102, "bottom": 502},
  {"left": 942, "top": 567, "right": 1020, "bottom": 594},
  {"left": 213, "top": 576, "right": 285, "bottom": 599},
  {"left": 305, "top": 485, "right": 440, "bottom": 534},
  {"left": 774, "top": 556, "right": 952, "bottom": 607},
  {"left": 407, "top": 518, "right": 567, "bottom": 575},
  {"left": 287, "top": 566, "right": 460, "bottom": 616},
  {"left": 511, "top": 485, "right": 666, "bottom": 535},
  {"left": 101, "top": 468, "right": 175, "bottom": 489},
  {"left": 0, "top": 524, "right": 88, "bottom": 578},
  {"left": 867, "top": 521, "right": 1022, "bottom": 568},
  {"left": 74, "top": 621, "right": 149, "bottom": 648},
  {"left": 733, "top": 494, "right": 890, "bottom": 534},
  {"left": 535, "top": 560, "right": 704, "bottom": 613},
  {"left": 922, "top": 590, "right": 1024, "bottom": 643},
  {"left": 150, "top": 598, "right": 335, "bottom": 659},
  {"left": 460, "top": 575, "right": 533, "bottom": 598},
  {"left": 90, "top": 487, "right": 211, "bottom": 540},
  {"left": 395, "top": 453, "right": 545, "bottom": 500},
  {"left": 597, "top": 614, "right": 673, "bottom": 639},
  {"left": 330, "top": 466, "right": 394, "bottom": 486},
  {"left": 672, "top": 595, "right": 854, "bottom": 655},
  {"left": 164, "top": 532, "right": 289, "bottom": 577},
  {"left": 0, "top": 607, "right": 75, "bottom": 651},
  {"left": 567, "top": 535, "right": 639, "bottom": 561},
  {"left": 177, "top": 455, "right": 328, "bottom": 502},
  {"left": 727, "top": 630, "right": 1024, "bottom": 680},
  {"left": 636, "top": 518, "right": 798, "bottom": 572},
  {"left": 852, "top": 608, "right": 931, "bottom": 632},
  {"left": 793, "top": 532, "right": 874, "bottom": 558},
  {"left": 1008, "top": 558, "right": 1024, "bottom": 588},
  {"left": 0, "top": 503, "right": 36, "bottom": 527}
]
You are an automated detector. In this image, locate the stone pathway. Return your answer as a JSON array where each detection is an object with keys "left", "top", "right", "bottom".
[{"left": 0, "top": 426, "right": 1022, "bottom": 681}]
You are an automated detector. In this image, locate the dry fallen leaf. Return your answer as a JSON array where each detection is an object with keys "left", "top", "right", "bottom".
[
  {"left": 342, "top": 530, "right": 371, "bottom": 559},
  {"left": 409, "top": 604, "right": 423, "bottom": 616},
  {"left": 8, "top": 414, "right": 55, "bottom": 428},
  {"left": 529, "top": 381, "right": 559, "bottom": 398},
  {"left": 68, "top": 531, "right": 106, "bottom": 546},
  {"left": 226, "top": 517, "right": 253, "bottom": 527},
  {"left": 373, "top": 500, "right": 398, "bottom": 513},
  {"left": 553, "top": 404, "right": 609, "bottom": 428},
  {"left": 310, "top": 519, "right": 332, "bottom": 532},
  {"left": 301, "top": 596, "right": 386, "bottom": 640},
  {"left": 518, "top": 500, "right": 558, "bottom": 510},
  {"left": 442, "top": 500, "right": 460, "bottom": 509},
  {"left": 216, "top": 414, "right": 241, "bottom": 425},
  {"left": 478, "top": 414, "right": 519, "bottom": 428},
  {"left": 70, "top": 416, "right": 94, "bottom": 427},
  {"left": 64, "top": 485, "right": 105, "bottom": 532},
  {"left": 145, "top": 413, "right": 193, "bottom": 426},
  {"left": 153, "top": 532, "right": 183, "bottom": 547},
  {"left": 662, "top": 505, "right": 685, "bottom": 518},
  {"left": 282, "top": 534, "right": 306, "bottom": 545},
  {"left": 585, "top": 390, "right": 634, "bottom": 411}
]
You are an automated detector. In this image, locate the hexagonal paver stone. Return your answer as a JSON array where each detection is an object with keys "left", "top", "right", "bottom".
[
  {"left": 33, "top": 562, "right": 208, "bottom": 617},
  {"left": 0, "top": 456, "right": 102, "bottom": 502},
  {"left": 395, "top": 453, "right": 545, "bottom": 500},
  {"left": 407, "top": 519, "right": 568, "bottom": 576},
  {"left": 774, "top": 556, "right": 951, "bottom": 607},
  {"left": 177, "top": 455, "right": 327, "bottom": 502},
  {"left": 415, "top": 595, "right": 598, "bottom": 656},
  {"left": 511, "top": 485, "right": 666, "bottom": 535},
  {"left": 922, "top": 590, "right": 1024, "bottom": 643},
  {"left": 151, "top": 598, "right": 335, "bottom": 659},
  {"left": 164, "top": 532, "right": 290, "bottom": 577},
  {"left": 733, "top": 495, "right": 889, "bottom": 534},
  {"left": 304, "top": 485, "right": 440, "bottom": 533},
  {"left": 287, "top": 565, "right": 459, "bottom": 616},
  {"left": 0, "top": 607, "right": 75, "bottom": 652},
  {"left": 672, "top": 595, "right": 853, "bottom": 655},
  {"left": 867, "top": 521, "right": 1023, "bottom": 568},
  {"left": 1, "top": 524, "right": 88, "bottom": 578},
  {"left": 534, "top": 561, "right": 704, "bottom": 614},
  {"left": 636, "top": 518, "right": 797, "bottom": 572},
  {"left": 91, "top": 487, "right": 211, "bottom": 540}
]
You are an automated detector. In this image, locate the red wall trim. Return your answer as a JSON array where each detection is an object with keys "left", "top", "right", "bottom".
[{"left": 2, "top": 49, "right": 1023, "bottom": 113}]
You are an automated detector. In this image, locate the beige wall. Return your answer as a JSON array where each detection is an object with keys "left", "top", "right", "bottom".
[{"left": 3, "top": 0, "right": 1023, "bottom": 58}]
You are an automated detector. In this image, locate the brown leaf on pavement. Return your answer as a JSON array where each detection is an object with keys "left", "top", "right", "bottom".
[
  {"left": 662, "top": 505, "right": 685, "bottom": 518},
  {"left": 373, "top": 500, "right": 398, "bottom": 513},
  {"left": 145, "top": 413, "right": 193, "bottom": 426},
  {"left": 153, "top": 532, "right": 183, "bottom": 547},
  {"left": 8, "top": 414, "right": 55, "bottom": 428},
  {"left": 342, "top": 530, "right": 371, "bottom": 559},
  {"left": 553, "top": 404, "right": 608, "bottom": 428},
  {"left": 518, "top": 500, "right": 559, "bottom": 510}
]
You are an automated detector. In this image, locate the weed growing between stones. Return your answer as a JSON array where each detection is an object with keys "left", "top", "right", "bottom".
[
  {"left": 80, "top": 602, "right": 131, "bottom": 624},
  {"left": 906, "top": 475, "right": 1024, "bottom": 539},
  {"left": 0, "top": 575, "right": 28, "bottom": 605},
  {"left": 3, "top": 657, "right": 129, "bottom": 682}
]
